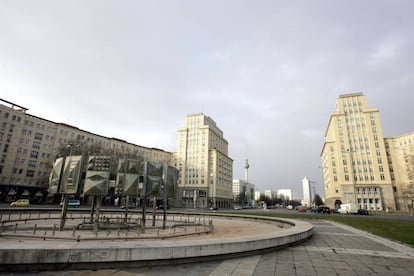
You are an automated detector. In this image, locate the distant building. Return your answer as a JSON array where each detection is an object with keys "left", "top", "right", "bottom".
[
  {"left": 174, "top": 113, "right": 233, "bottom": 209},
  {"left": 232, "top": 179, "right": 255, "bottom": 207},
  {"left": 277, "top": 189, "right": 293, "bottom": 201},
  {"left": 264, "top": 189, "right": 276, "bottom": 200},
  {"left": 302, "top": 177, "right": 311, "bottom": 207},
  {"left": 321, "top": 93, "right": 414, "bottom": 212}
]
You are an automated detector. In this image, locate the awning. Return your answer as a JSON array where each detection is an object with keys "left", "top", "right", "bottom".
[
  {"left": 35, "top": 191, "right": 43, "bottom": 197},
  {"left": 22, "top": 189, "right": 30, "bottom": 196}
]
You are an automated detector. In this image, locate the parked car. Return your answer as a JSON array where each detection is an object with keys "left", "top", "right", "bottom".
[
  {"left": 330, "top": 208, "right": 339, "bottom": 214},
  {"left": 156, "top": 204, "right": 169, "bottom": 210},
  {"left": 10, "top": 199, "right": 30, "bottom": 207},
  {"left": 338, "top": 203, "right": 358, "bottom": 214},
  {"left": 60, "top": 199, "right": 80, "bottom": 208},
  {"left": 209, "top": 206, "right": 218, "bottom": 211},
  {"left": 316, "top": 206, "right": 331, "bottom": 214},
  {"left": 358, "top": 209, "right": 369, "bottom": 215},
  {"left": 120, "top": 202, "right": 137, "bottom": 209},
  {"left": 297, "top": 206, "right": 307, "bottom": 212}
]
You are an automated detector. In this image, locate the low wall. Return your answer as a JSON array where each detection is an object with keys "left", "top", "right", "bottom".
[{"left": 0, "top": 214, "right": 313, "bottom": 272}]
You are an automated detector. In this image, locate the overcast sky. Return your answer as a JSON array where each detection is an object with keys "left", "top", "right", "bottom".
[{"left": 1, "top": 1, "right": 413, "bottom": 198}]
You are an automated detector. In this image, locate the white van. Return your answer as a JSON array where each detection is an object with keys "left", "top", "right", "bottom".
[{"left": 338, "top": 203, "right": 358, "bottom": 214}]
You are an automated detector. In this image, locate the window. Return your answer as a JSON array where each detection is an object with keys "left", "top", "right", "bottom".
[
  {"left": 34, "top": 133, "right": 43, "bottom": 140},
  {"left": 26, "top": 170, "right": 35, "bottom": 177}
]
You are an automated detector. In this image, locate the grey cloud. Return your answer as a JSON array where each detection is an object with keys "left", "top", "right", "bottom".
[{"left": 1, "top": 0, "right": 413, "bottom": 196}]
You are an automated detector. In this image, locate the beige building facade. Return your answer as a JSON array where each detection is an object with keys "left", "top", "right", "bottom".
[
  {"left": 385, "top": 132, "right": 414, "bottom": 212},
  {"left": 174, "top": 113, "right": 233, "bottom": 209},
  {"left": 321, "top": 93, "right": 413, "bottom": 212}
]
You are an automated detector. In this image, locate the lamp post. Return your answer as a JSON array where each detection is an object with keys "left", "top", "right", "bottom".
[
  {"left": 310, "top": 181, "right": 316, "bottom": 206},
  {"left": 209, "top": 172, "right": 215, "bottom": 208}
]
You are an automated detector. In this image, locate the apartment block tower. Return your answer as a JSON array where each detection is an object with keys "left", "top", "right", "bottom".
[
  {"left": 175, "top": 113, "right": 233, "bottom": 209},
  {"left": 321, "top": 93, "right": 396, "bottom": 211}
]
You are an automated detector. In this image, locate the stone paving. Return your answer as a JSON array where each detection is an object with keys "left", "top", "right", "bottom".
[{"left": 27, "top": 219, "right": 414, "bottom": 276}]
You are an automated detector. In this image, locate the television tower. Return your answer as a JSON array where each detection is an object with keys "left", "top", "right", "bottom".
[
  {"left": 244, "top": 144, "right": 250, "bottom": 183},
  {"left": 244, "top": 158, "right": 250, "bottom": 183}
]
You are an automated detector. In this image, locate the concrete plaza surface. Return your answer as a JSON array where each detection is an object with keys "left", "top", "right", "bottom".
[{"left": 26, "top": 219, "right": 414, "bottom": 276}]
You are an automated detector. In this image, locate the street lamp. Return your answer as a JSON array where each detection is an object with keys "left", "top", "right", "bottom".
[
  {"left": 209, "top": 172, "right": 216, "bottom": 208},
  {"left": 310, "top": 181, "right": 316, "bottom": 206}
]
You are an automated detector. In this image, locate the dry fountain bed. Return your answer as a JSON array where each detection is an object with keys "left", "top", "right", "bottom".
[
  {"left": 0, "top": 211, "right": 305, "bottom": 272},
  {"left": 0, "top": 211, "right": 291, "bottom": 242}
]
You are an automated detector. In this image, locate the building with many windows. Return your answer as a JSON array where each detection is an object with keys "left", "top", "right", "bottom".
[
  {"left": 174, "top": 113, "right": 233, "bottom": 209},
  {"left": 0, "top": 99, "right": 172, "bottom": 203},
  {"left": 321, "top": 93, "right": 413, "bottom": 212}
]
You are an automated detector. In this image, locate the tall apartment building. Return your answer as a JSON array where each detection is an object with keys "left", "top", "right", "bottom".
[
  {"left": 174, "top": 113, "right": 233, "bottom": 209},
  {"left": 302, "top": 177, "right": 311, "bottom": 207},
  {"left": 320, "top": 93, "right": 412, "bottom": 211},
  {"left": 0, "top": 99, "right": 172, "bottom": 203},
  {"left": 385, "top": 132, "right": 414, "bottom": 212}
]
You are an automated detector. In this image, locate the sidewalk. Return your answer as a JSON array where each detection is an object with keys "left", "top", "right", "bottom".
[{"left": 36, "top": 219, "right": 414, "bottom": 276}]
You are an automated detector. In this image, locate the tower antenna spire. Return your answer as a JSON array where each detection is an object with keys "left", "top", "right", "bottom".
[{"left": 244, "top": 143, "right": 249, "bottom": 183}]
